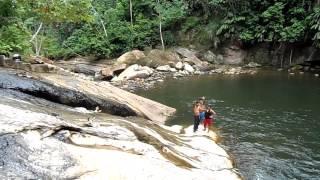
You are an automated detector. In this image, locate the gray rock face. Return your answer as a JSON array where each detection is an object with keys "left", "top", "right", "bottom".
[
  {"left": 0, "top": 88, "right": 239, "bottom": 180},
  {"left": 223, "top": 45, "right": 246, "bottom": 65},
  {"left": 0, "top": 68, "right": 175, "bottom": 123}
]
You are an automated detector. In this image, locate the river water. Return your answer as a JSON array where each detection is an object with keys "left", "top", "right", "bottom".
[{"left": 136, "top": 70, "right": 320, "bottom": 180}]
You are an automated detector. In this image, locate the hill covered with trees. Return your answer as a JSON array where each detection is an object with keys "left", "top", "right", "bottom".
[{"left": 0, "top": 0, "right": 319, "bottom": 60}]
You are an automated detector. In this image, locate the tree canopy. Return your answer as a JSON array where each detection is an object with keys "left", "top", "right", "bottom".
[{"left": 0, "top": 0, "right": 319, "bottom": 58}]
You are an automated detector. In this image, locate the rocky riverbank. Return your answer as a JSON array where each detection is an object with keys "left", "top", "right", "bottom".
[
  {"left": 49, "top": 47, "right": 261, "bottom": 92},
  {"left": 0, "top": 65, "right": 240, "bottom": 179}
]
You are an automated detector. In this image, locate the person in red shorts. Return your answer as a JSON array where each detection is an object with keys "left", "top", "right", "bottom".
[{"left": 203, "top": 105, "right": 216, "bottom": 132}]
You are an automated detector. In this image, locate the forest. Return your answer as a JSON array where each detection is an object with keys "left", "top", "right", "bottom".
[{"left": 0, "top": 0, "right": 320, "bottom": 59}]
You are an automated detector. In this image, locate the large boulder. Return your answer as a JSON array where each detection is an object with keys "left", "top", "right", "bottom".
[
  {"left": 116, "top": 50, "right": 146, "bottom": 65},
  {"left": 223, "top": 45, "right": 246, "bottom": 65},
  {"left": 143, "top": 49, "right": 180, "bottom": 68},
  {"left": 112, "top": 64, "right": 154, "bottom": 81}
]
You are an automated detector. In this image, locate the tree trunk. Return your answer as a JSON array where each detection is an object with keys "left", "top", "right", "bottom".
[
  {"left": 130, "top": 0, "right": 133, "bottom": 28},
  {"left": 157, "top": 0, "right": 165, "bottom": 50},
  {"left": 101, "top": 20, "right": 108, "bottom": 39},
  {"left": 92, "top": 6, "right": 108, "bottom": 39},
  {"left": 289, "top": 48, "right": 293, "bottom": 66},
  {"left": 30, "top": 22, "right": 43, "bottom": 42}
]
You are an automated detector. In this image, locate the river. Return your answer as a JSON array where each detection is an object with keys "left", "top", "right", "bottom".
[{"left": 136, "top": 70, "right": 320, "bottom": 180}]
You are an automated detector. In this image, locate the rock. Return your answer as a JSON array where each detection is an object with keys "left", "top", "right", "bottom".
[
  {"left": 224, "top": 67, "right": 242, "bottom": 75},
  {"left": 173, "top": 72, "right": 184, "bottom": 77},
  {"left": 194, "top": 71, "right": 201, "bottom": 75},
  {"left": 174, "top": 47, "right": 197, "bottom": 59},
  {"left": 216, "top": 54, "right": 224, "bottom": 64},
  {"left": 144, "top": 49, "right": 180, "bottom": 68},
  {"left": 0, "top": 55, "right": 8, "bottom": 66},
  {"left": 169, "top": 68, "right": 177, "bottom": 72},
  {"left": 183, "top": 63, "right": 195, "bottom": 73},
  {"left": 194, "top": 61, "right": 214, "bottom": 72},
  {"left": 175, "top": 61, "right": 183, "bottom": 70},
  {"left": 116, "top": 50, "right": 146, "bottom": 65},
  {"left": 223, "top": 45, "right": 246, "bottom": 65},
  {"left": 203, "top": 50, "right": 217, "bottom": 64},
  {"left": 30, "top": 64, "right": 56, "bottom": 73},
  {"left": 246, "top": 62, "right": 262, "bottom": 68},
  {"left": 0, "top": 89, "right": 239, "bottom": 180},
  {"left": 289, "top": 65, "right": 303, "bottom": 71},
  {"left": 156, "top": 65, "right": 171, "bottom": 72},
  {"left": 0, "top": 69, "right": 175, "bottom": 123},
  {"left": 12, "top": 54, "right": 22, "bottom": 62},
  {"left": 29, "top": 56, "right": 54, "bottom": 64},
  {"left": 113, "top": 64, "right": 154, "bottom": 81},
  {"left": 72, "top": 64, "right": 100, "bottom": 75},
  {"left": 211, "top": 65, "right": 228, "bottom": 74},
  {"left": 100, "top": 64, "right": 127, "bottom": 80},
  {"left": 182, "top": 56, "right": 203, "bottom": 66}
]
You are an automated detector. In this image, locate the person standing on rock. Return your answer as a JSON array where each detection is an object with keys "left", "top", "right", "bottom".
[
  {"left": 203, "top": 105, "right": 216, "bottom": 132},
  {"left": 193, "top": 101, "right": 201, "bottom": 132},
  {"left": 199, "top": 97, "right": 206, "bottom": 125}
]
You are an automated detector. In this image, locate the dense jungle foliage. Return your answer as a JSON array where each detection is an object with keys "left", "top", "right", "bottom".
[{"left": 0, "top": 0, "right": 320, "bottom": 59}]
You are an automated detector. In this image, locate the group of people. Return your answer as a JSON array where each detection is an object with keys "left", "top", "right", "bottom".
[{"left": 193, "top": 97, "right": 216, "bottom": 133}]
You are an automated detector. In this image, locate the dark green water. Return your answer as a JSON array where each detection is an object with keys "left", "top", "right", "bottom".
[{"left": 136, "top": 70, "right": 320, "bottom": 180}]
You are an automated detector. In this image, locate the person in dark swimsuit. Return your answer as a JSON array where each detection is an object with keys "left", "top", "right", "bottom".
[{"left": 203, "top": 105, "right": 216, "bottom": 132}]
